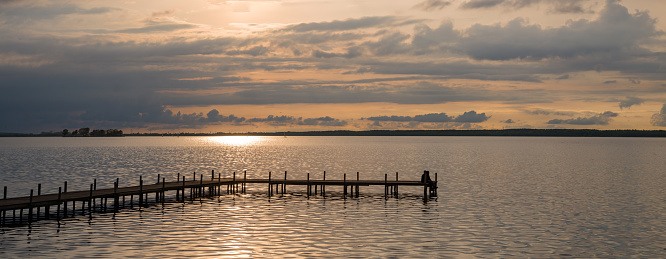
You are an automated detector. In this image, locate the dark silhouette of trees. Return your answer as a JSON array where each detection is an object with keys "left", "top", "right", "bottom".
[
  {"left": 78, "top": 128, "right": 90, "bottom": 136},
  {"left": 61, "top": 128, "right": 123, "bottom": 137}
]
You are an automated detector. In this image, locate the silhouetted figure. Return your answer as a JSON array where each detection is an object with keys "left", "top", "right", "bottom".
[
  {"left": 421, "top": 170, "right": 437, "bottom": 197},
  {"left": 421, "top": 170, "right": 432, "bottom": 185}
]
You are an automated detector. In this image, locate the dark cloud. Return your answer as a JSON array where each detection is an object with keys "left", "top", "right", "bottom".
[
  {"left": 115, "top": 24, "right": 197, "bottom": 34},
  {"left": 460, "top": 0, "right": 588, "bottom": 13},
  {"left": 0, "top": 3, "right": 117, "bottom": 24},
  {"left": 413, "top": 0, "right": 452, "bottom": 11},
  {"left": 459, "top": 1, "right": 658, "bottom": 60},
  {"left": 243, "top": 115, "right": 348, "bottom": 127},
  {"left": 603, "top": 80, "right": 617, "bottom": 84},
  {"left": 366, "top": 111, "right": 490, "bottom": 123},
  {"left": 650, "top": 104, "right": 666, "bottom": 127},
  {"left": 204, "top": 109, "right": 246, "bottom": 123},
  {"left": 411, "top": 22, "right": 459, "bottom": 54},
  {"left": 525, "top": 109, "right": 576, "bottom": 116},
  {"left": 299, "top": 116, "right": 348, "bottom": 126},
  {"left": 552, "top": 0, "right": 587, "bottom": 14},
  {"left": 461, "top": 0, "right": 506, "bottom": 9},
  {"left": 363, "top": 32, "right": 411, "bottom": 56},
  {"left": 312, "top": 46, "right": 362, "bottom": 58},
  {"left": 366, "top": 113, "right": 454, "bottom": 122},
  {"left": 226, "top": 46, "right": 270, "bottom": 56},
  {"left": 618, "top": 96, "right": 645, "bottom": 110},
  {"left": 246, "top": 115, "right": 296, "bottom": 123},
  {"left": 547, "top": 111, "right": 619, "bottom": 125},
  {"left": 454, "top": 111, "right": 491, "bottom": 122},
  {"left": 504, "top": 119, "right": 515, "bottom": 123},
  {"left": 282, "top": 16, "right": 401, "bottom": 32}
]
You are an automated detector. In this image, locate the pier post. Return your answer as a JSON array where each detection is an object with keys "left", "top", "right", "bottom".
[
  {"left": 423, "top": 181, "right": 428, "bottom": 201},
  {"left": 114, "top": 181, "right": 119, "bottom": 212},
  {"left": 268, "top": 171, "right": 272, "bottom": 197},
  {"left": 73, "top": 194, "right": 77, "bottom": 216},
  {"left": 307, "top": 173, "right": 310, "bottom": 197},
  {"left": 218, "top": 172, "right": 221, "bottom": 196},
  {"left": 37, "top": 184, "right": 41, "bottom": 219},
  {"left": 343, "top": 173, "right": 347, "bottom": 198},
  {"left": 430, "top": 173, "right": 438, "bottom": 197},
  {"left": 2, "top": 186, "right": 5, "bottom": 226},
  {"left": 56, "top": 187, "right": 62, "bottom": 220},
  {"left": 322, "top": 171, "right": 326, "bottom": 196},
  {"left": 384, "top": 174, "right": 388, "bottom": 197},
  {"left": 209, "top": 170, "right": 214, "bottom": 197},
  {"left": 283, "top": 171, "right": 287, "bottom": 195},
  {"left": 199, "top": 174, "right": 203, "bottom": 201},
  {"left": 191, "top": 172, "right": 195, "bottom": 199},
  {"left": 28, "top": 189, "right": 33, "bottom": 223},
  {"left": 156, "top": 174, "right": 160, "bottom": 202},
  {"left": 233, "top": 172, "right": 236, "bottom": 194},
  {"left": 356, "top": 172, "right": 360, "bottom": 198},
  {"left": 139, "top": 175, "right": 143, "bottom": 207},
  {"left": 243, "top": 171, "right": 247, "bottom": 193},
  {"left": 394, "top": 172, "right": 399, "bottom": 197},
  {"left": 182, "top": 176, "right": 186, "bottom": 202},
  {"left": 176, "top": 173, "right": 180, "bottom": 201},
  {"left": 88, "top": 184, "right": 93, "bottom": 215},
  {"left": 63, "top": 181, "right": 68, "bottom": 218},
  {"left": 162, "top": 177, "right": 166, "bottom": 204}
]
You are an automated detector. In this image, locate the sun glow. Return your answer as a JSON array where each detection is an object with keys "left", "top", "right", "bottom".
[{"left": 208, "top": 136, "right": 263, "bottom": 146}]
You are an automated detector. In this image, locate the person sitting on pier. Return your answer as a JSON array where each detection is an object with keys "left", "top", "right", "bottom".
[
  {"left": 421, "top": 170, "right": 437, "bottom": 197},
  {"left": 421, "top": 170, "right": 433, "bottom": 186}
]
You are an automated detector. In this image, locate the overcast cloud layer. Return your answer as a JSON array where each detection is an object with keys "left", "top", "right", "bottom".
[{"left": 1, "top": 0, "right": 665, "bottom": 133}]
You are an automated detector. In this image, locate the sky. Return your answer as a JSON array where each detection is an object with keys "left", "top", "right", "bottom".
[{"left": 1, "top": 0, "right": 665, "bottom": 133}]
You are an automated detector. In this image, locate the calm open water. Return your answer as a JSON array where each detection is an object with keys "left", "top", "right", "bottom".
[{"left": 1, "top": 136, "right": 666, "bottom": 257}]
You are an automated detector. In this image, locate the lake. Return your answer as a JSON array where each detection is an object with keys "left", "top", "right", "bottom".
[{"left": 1, "top": 136, "right": 666, "bottom": 257}]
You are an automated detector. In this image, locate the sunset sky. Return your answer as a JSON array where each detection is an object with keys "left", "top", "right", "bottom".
[{"left": 1, "top": 0, "right": 665, "bottom": 133}]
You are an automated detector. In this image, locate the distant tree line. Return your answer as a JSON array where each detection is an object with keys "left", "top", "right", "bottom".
[
  {"left": 62, "top": 128, "right": 123, "bottom": 137},
  {"left": 123, "top": 129, "right": 666, "bottom": 137}
]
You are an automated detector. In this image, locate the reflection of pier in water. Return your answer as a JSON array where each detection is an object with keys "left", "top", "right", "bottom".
[{"left": 0, "top": 170, "right": 437, "bottom": 227}]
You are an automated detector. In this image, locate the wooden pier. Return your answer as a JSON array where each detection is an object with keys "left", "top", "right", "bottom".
[{"left": 0, "top": 170, "right": 437, "bottom": 226}]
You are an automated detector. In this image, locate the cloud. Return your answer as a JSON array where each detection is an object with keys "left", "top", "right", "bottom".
[
  {"left": 460, "top": 0, "right": 589, "bottom": 13},
  {"left": 551, "top": 0, "right": 587, "bottom": 14},
  {"left": 366, "top": 113, "right": 454, "bottom": 122},
  {"left": 312, "top": 46, "right": 362, "bottom": 59},
  {"left": 115, "top": 24, "right": 197, "bottom": 34},
  {"left": 618, "top": 96, "right": 645, "bottom": 110},
  {"left": 243, "top": 115, "right": 348, "bottom": 127},
  {"left": 650, "top": 104, "right": 666, "bottom": 127},
  {"left": 363, "top": 32, "right": 411, "bottom": 56},
  {"left": 246, "top": 115, "right": 296, "bottom": 123},
  {"left": 454, "top": 110, "right": 491, "bottom": 122},
  {"left": 411, "top": 21, "right": 459, "bottom": 54},
  {"left": 459, "top": 1, "right": 658, "bottom": 60},
  {"left": 461, "top": 0, "right": 506, "bottom": 9},
  {"left": 282, "top": 16, "right": 401, "bottom": 32},
  {"left": 226, "top": 45, "right": 270, "bottom": 56},
  {"left": 413, "top": 0, "right": 452, "bottom": 11},
  {"left": 0, "top": 3, "right": 117, "bottom": 24},
  {"left": 299, "top": 116, "right": 348, "bottom": 126},
  {"left": 366, "top": 111, "right": 490, "bottom": 123},
  {"left": 503, "top": 119, "right": 515, "bottom": 123},
  {"left": 547, "top": 111, "right": 619, "bottom": 125},
  {"left": 204, "top": 109, "right": 246, "bottom": 123}
]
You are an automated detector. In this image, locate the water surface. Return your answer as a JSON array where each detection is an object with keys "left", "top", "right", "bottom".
[{"left": 1, "top": 136, "right": 666, "bottom": 257}]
